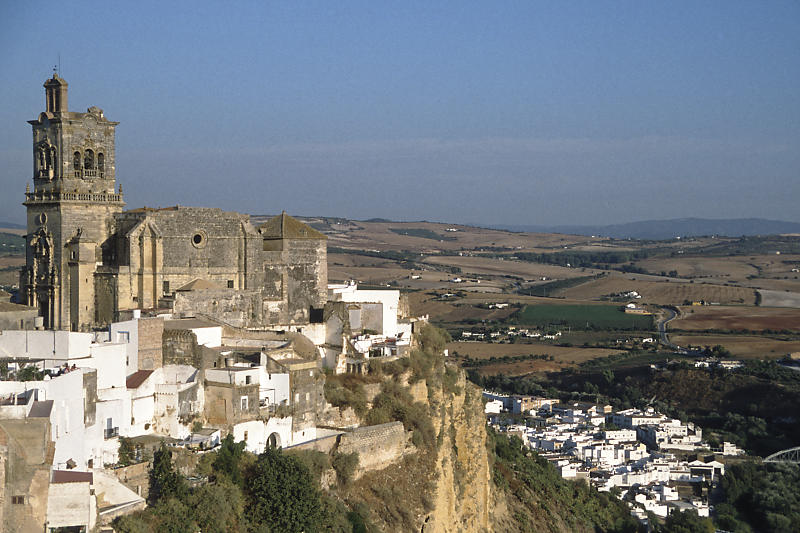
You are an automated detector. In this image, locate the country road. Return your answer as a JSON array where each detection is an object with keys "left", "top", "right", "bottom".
[{"left": 657, "top": 307, "right": 679, "bottom": 350}]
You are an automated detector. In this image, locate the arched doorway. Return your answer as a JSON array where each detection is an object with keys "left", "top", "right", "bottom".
[{"left": 267, "top": 432, "right": 281, "bottom": 449}]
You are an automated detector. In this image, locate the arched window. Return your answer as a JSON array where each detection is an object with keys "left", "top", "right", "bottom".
[
  {"left": 73, "top": 151, "right": 81, "bottom": 170},
  {"left": 37, "top": 149, "right": 46, "bottom": 170},
  {"left": 48, "top": 148, "right": 56, "bottom": 171},
  {"left": 84, "top": 149, "right": 94, "bottom": 170},
  {"left": 97, "top": 153, "right": 104, "bottom": 172}
]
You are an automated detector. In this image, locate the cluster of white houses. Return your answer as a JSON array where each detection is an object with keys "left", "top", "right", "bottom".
[
  {"left": 485, "top": 392, "right": 744, "bottom": 524},
  {"left": 0, "top": 282, "right": 415, "bottom": 532}
]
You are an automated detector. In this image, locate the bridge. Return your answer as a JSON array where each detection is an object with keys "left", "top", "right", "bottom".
[{"left": 763, "top": 446, "right": 800, "bottom": 463}]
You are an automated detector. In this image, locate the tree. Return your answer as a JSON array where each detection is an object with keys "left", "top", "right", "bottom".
[
  {"left": 189, "top": 480, "right": 245, "bottom": 533},
  {"left": 153, "top": 497, "right": 197, "bottom": 533},
  {"left": 245, "top": 447, "right": 323, "bottom": 533},
  {"left": 149, "top": 443, "right": 187, "bottom": 505},
  {"left": 659, "top": 510, "right": 714, "bottom": 533},
  {"left": 118, "top": 437, "right": 136, "bottom": 466},
  {"left": 17, "top": 364, "right": 43, "bottom": 381},
  {"left": 212, "top": 434, "right": 247, "bottom": 485}
]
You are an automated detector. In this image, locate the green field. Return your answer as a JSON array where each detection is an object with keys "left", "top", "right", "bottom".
[
  {"left": 514, "top": 304, "right": 653, "bottom": 331},
  {"left": 0, "top": 232, "right": 24, "bottom": 255},
  {"left": 388, "top": 228, "right": 456, "bottom": 241}
]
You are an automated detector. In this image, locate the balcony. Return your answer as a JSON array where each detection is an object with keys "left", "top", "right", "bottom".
[
  {"left": 72, "top": 169, "right": 105, "bottom": 179},
  {"left": 104, "top": 427, "right": 119, "bottom": 439}
]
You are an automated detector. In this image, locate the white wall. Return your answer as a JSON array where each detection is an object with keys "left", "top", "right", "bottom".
[
  {"left": 47, "top": 481, "right": 94, "bottom": 530},
  {"left": 82, "top": 343, "right": 127, "bottom": 390},
  {"left": 258, "top": 370, "right": 290, "bottom": 406},
  {"left": 266, "top": 416, "right": 292, "bottom": 448},
  {"left": 110, "top": 319, "right": 139, "bottom": 376},
  {"left": 329, "top": 285, "right": 401, "bottom": 337},
  {"left": 233, "top": 420, "right": 267, "bottom": 453},
  {"left": 206, "top": 367, "right": 259, "bottom": 386},
  {"left": 0, "top": 330, "right": 92, "bottom": 362},
  {"left": 191, "top": 326, "right": 222, "bottom": 348}
]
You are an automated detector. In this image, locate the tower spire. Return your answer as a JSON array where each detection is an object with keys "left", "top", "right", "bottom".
[{"left": 44, "top": 73, "right": 68, "bottom": 113}]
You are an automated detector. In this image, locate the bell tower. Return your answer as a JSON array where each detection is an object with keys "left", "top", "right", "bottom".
[{"left": 21, "top": 74, "right": 125, "bottom": 330}]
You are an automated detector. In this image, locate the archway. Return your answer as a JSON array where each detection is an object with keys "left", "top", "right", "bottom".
[{"left": 267, "top": 432, "right": 281, "bottom": 449}]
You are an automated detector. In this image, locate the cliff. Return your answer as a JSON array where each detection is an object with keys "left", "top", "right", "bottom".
[
  {"left": 329, "top": 325, "right": 637, "bottom": 532},
  {"left": 423, "top": 369, "right": 491, "bottom": 532}
]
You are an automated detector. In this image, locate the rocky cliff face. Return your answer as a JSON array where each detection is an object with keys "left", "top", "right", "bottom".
[{"left": 423, "top": 369, "right": 492, "bottom": 532}]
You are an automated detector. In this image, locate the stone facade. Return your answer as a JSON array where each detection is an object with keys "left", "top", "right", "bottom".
[
  {"left": 21, "top": 75, "right": 327, "bottom": 332},
  {"left": 0, "top": 418, "right": 54, "bottom": 533}
]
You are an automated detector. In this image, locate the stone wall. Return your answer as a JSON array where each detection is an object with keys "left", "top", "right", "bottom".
[
  {"left": 0, "top": 306, "right": 38, "bottom": 330},
  {"left": 173, "top": 289, "right": 264, "bottom": 328},
  {"left": 0, "top": 418, "right": 54, "bottom": 533},
  {"left": 137, "top": 317, "right": 163, "bottom": 370},
  {"left": 112, "top": 462, "right": 150, "bottom": 500},
  {"left": 203, "top": 382, "right": 259, "bottom": 427},
  {"left": 162, "top": 329, "right": 199, "bottom": 367},
  {"left": 337, "top": 421, "right": 406, "bottom": 472}
]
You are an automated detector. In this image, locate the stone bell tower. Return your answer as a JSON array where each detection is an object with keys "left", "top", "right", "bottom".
[{"left": 21, "top": 73, "right": 125, "bottom": 330}]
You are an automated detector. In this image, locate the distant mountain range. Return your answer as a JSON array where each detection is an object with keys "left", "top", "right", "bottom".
[
  {"left": 0, "top": 221, "right": 25, "bottom": 230},
  {"left": 495, "top": 218, "right": 800, "bottom": 240}
]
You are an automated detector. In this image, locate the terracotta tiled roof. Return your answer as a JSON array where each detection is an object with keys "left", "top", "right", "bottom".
[
  {"left": 126, "top": 370, "right": 154, "bottom": 389},
  {"left": 52, "top": 470, "right": 93, "bottom": 484}
]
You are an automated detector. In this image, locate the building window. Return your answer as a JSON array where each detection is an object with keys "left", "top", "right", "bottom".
[
  {"left": 73, "top": 151, "right": 81, "bottom": 170},
  {"left": 97, "top": 152, "right": 104, "bottom": 172},
  {"left": 12, "top": 496, "right": 24, "bottom": 505},
  {"left": 84, "top": 149, "right": 94, "bottom": 170},
  {"left": 241, "top": 396, "right": 248, "bottom": 411},
  {"left": 243, "top": 431, "right": 248, "bottom": 442},
  {"left": 245, "top": 375, "right": 251, "bottom": 385},
  {"left": 191, "top": 231, "right": 207, "bottom": 249},
  {"left": 227, "top": 279, "right": 234, "bottom": 288},
  {"left": 163, "top": 280, "right": 170, "bottom": 294}
]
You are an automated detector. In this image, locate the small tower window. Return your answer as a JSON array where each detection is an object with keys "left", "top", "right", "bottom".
[
  {"left": 73, "top": 151, "right": 81, "bottom": 170},
  {"left": 191, "top": 231, "right": 207, "bottom": 248},
  {"left": 84, "top": 149, "right": 94, "bottom": 170},
  {"left": 97, "top": 153, "right": 104, "bottom": 172}
]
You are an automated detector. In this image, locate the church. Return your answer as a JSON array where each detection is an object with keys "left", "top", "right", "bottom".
[{"left": 21, "top": 74, "right": 328, "bottom": 331}]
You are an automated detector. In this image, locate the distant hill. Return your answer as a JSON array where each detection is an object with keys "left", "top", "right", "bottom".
[
  {"left": 496, "top": 218, "right": 800, "bottom": 240},
  {"left": 0, "top": 221, "right": 25, "bottom": 230}
]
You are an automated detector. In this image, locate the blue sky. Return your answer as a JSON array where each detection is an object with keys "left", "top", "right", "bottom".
[{"left": 1, "top": 1, "right": 798, "bottom": 226}]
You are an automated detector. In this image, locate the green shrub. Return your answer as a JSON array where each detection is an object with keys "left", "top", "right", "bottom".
[
  {"left": 332, "top": 451, "right": 359, "bottom": 486},
  {"left": 367, "top": 381, "right": 436, "bottom": 449},
  {"left": 324, "top": 379, "right": 368, "bottom": 417}
]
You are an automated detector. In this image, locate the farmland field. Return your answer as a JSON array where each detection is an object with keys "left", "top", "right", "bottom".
[
  {"left": 558, "top": 273, "right": 756, "bottom": 305},
  {"left": 514, "top": 304, "right": 653, "bottom": 330},
  {"left": 447, "top": 341, "right": 622, "bottom": 375},
  {"left": 421, "top": 255, "right": 599, "bottom": 281},
  {"left": 673, "top": 306, "right": 800, "bottom": 332},
  {"left": 670, "top": 334, "right": 800, "bottom": 359}
]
